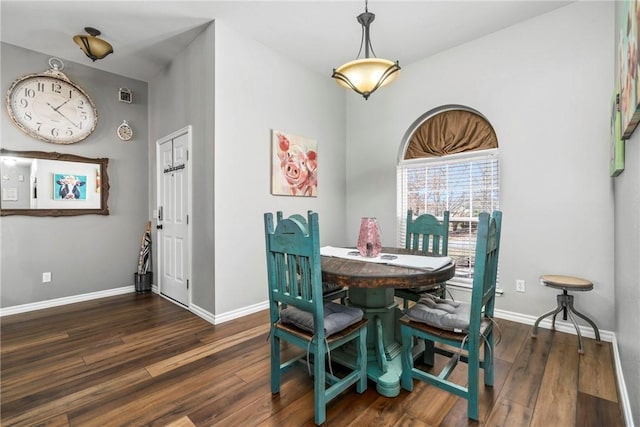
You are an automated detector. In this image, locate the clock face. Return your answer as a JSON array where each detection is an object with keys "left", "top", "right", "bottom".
[
  {"left": 117, "top": 121, "right": 133, "bottom": 141},
  {"left": 6, "top": 72, "right": 97, "bottom": 144}
]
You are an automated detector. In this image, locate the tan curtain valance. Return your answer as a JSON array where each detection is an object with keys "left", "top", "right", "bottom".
[{"left": 404, "top": 110, "right": 498, "bottom": 159}]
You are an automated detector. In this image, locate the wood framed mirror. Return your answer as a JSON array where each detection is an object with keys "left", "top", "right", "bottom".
[{"left": 0, "top": 149, "right": 109, "bottom": 216}]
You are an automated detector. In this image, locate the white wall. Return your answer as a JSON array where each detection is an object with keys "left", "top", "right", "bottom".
[
  {"left": 213, "top": 21, "right": 347, "bottom": 315},
  {"left": 0, "top": 162, "right": 30, "bottom": 209},
  {"left": 345, "top": 2, "right": 616, "bottom": 329}
]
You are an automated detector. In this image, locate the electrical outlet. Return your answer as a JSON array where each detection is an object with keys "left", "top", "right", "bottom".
[
  {"left": 516, "top": 279, "right": 525, "bottom": 293},
  {"left": 42, "top": 272, "right": 51, "bottom": 283}
]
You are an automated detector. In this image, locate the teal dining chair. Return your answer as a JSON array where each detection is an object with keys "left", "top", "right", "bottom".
[
  {"left": 264, "top": 211, "right": 368, "bottom": 425},
  {"left": 395, "top": 210, "right": 450, "bottom": 309},
  {"left": 399, "top": 211, "right": 502, "bottom": 421},
  {"left": 277, "top": 211, "right": 349, "bottom": 304}
]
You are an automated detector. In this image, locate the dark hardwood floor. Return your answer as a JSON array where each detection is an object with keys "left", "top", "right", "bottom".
[{"left": 1, "top": 293, "right": 625, "bottom": 426}]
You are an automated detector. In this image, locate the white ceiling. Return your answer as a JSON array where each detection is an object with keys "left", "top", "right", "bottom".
[{"left": 1, "top": 1, "right": 572, "bottom": 83}]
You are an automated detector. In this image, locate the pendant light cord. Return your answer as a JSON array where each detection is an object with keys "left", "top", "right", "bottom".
[{"left": 356, "top": 0, "right": 377, "bottom": 59}]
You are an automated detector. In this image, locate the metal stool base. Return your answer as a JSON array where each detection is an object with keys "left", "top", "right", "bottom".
[{"left": 531, "top": 290, "right": 601, "bottom": 354}]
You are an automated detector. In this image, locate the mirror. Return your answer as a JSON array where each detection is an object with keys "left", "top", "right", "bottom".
[{"left": 0, "top": 149, "right": 109, "bottom": 216}]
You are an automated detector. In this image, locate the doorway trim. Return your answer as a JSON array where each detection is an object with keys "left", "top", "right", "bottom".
[{"left": 155, "top": 125, "right": 193, "bottom": 309}]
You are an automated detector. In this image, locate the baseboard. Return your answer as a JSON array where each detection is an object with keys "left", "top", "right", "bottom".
[
  {"left": 0, "top": 286, "right": 135, "bottom": 317},
  {"left": 494, "top": 308, "right": 615, "bottom": 342},
  {"left": 208, "top": 300, "right": 269, "bottom": 325},
  {"left": 611, "top": 334, "right": 635, "bottom": 427},
  {"left": 166, "top": 297, "right": 268, "bottom": 326},
  {"left": 189, "top": 302, "right": 216, "bottom": 324},
  {"left": 150, "top": 287, "right": 252, "bottom": 326}
]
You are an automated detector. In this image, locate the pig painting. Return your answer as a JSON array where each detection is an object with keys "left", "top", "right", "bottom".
[{"left": 272, "top": 130, "right": 317, "bottom": 197}]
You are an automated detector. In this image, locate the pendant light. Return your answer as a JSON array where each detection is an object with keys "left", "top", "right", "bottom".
[
  {"left": 332, "top": 0, "right": 400, "bottom": 100},
  {"left": 73, "top": 27, "right": 114, "bottom": 62}
]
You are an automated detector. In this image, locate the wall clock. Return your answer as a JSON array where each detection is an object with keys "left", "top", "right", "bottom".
[
  {"left": 116, "top": 120, "right": 133, "bottom": 141},
  {"left": 5, "top": 58, "right": 97, "bottom": 144}
]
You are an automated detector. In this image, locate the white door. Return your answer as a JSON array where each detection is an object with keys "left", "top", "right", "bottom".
[{"left": 156, "top": 127, "right": 191, "bottom": 306}]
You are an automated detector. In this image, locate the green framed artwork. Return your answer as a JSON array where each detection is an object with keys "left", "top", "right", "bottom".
[{"left": 610, "top": 91, "right": 625, "bottom": 177}]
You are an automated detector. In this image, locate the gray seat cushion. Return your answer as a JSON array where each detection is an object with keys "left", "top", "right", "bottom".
[
  {"left": 406, "top": 294, "right": 470, "bottom": 333},
  {"left": 280, "top": 302, "right": 364, "bottom": 337}
]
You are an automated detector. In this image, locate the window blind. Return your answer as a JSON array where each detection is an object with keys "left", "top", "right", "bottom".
[{"left": 397, "top": 149, "right": 500, "bottom": 285}]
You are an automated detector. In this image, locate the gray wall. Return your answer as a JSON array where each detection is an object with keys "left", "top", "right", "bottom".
[
  {"left": 0, "top": 43, "right": 149, "bottom": 307},
  {"left": 614, "top": 132, "right": 640, "bottom": 426},
  {"left": 147, "top": 20, "right": 347, "bottom": 317},
  {"left": 148, "top": 22, "right": 216, "bottom": 314},
  {"left": 614, "top": 3, "right": 640, "bottom": 425},
  {"left": 346, "top": 1, "right": 616, "bottom": 330},
  {"left": 212, "top": 21, "right": 347, "bottom": 315}
]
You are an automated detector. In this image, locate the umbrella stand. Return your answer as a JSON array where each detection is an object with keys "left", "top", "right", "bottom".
[{"left": 135, "top": 221, "right": 152, "bottom": 292}]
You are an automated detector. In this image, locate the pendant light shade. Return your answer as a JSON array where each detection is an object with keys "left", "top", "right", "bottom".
[
  {"left": 333, "top": 58, "right": 400, "bottom": 94},
  {"left": 332, "top": 1, "right": 400, "bottom": 100},
  {"left": 73, "top": 27, "right": 113, "bottom": 62}
]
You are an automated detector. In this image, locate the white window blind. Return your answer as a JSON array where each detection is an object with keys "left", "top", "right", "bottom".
[{"left": 397, "top": 149, "right": 500, "bottom": 285}]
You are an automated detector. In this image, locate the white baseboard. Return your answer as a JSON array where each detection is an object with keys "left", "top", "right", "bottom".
[
  {"left": 611, "top": 334, "right": 635, "bottom": 427},
  {"left": 494, "top": 308, "right": 615, "bottom": 342},
  {"left": 0, "top": 286, "right": 135, "bottom": 317},
  {"left": 166, "top": 297, "right": 268, "bottom": 326},
  {"left": 208, "top": 300, "right": 269, "bottom": 325},
  {"left": 189, "top": 302, "right": 216, "bottom": 324}
]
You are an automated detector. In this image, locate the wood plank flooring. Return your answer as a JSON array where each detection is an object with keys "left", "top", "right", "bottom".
[{"left": 0, "top": 293, "right": 625, "bottom": 426}]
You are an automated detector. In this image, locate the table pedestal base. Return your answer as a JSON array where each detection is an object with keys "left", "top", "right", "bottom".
[
  {"left": 340, "top": 287, "right": 411, "bottom": 397},
  {"left": 321, "top": 249, "right": 456, "bottom": 397}
]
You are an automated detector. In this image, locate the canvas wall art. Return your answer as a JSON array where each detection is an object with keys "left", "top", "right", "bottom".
[
  {"left": 54, "top": 174, "right": 87, "bottom": 200},
  {"left": 271, "top": 130, "right": 317, "bottom": 197},
  {"left": 618, "top": 0, "right": 640, "bottom": 139}
]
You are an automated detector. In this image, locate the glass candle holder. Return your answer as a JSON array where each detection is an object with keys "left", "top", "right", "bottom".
[{"left": 357, "top": 217, "right": 381, "bottom": 257}]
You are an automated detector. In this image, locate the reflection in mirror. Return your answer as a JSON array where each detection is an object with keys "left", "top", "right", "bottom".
[{"left": 0, "top": 149, "right": 109, "bottom": 216}]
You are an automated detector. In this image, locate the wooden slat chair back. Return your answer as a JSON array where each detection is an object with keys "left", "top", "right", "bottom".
[
  {"left": 399, "top": 211, "right": 502, "bottom": 421},
  {"left": 395, "top": 210, "right": 450, "bottom": 307},
  {"left": 278, "top": 211, "right": 348, "bottom": 304},
  {"left": 264, "top": 211, "right": 368, "bottom": 425},
  {"left": 406, "top": 210, "right": 449, "bottom": 255}
]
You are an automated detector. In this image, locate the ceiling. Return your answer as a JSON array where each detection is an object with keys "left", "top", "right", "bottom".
[{"left": 1, "top": 1, "right": 572, "bottom": 83}]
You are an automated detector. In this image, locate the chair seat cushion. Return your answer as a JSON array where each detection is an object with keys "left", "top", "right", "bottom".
[
  {"left": 406, "top": 294, "right": 470, "bottom": 332},
  {"left": 280, "top": 302, "right": 364, "bottom": 337}
]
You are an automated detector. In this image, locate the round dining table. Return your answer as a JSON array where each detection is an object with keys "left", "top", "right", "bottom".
[{"left": 321, "top": 247, "right": 455, "bottom": 397}]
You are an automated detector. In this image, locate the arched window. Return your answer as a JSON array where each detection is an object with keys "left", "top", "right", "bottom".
[{"left": 397, "top": 105, "right": 500, "bottom": 285}]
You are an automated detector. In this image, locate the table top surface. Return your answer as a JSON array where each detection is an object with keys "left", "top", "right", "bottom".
[{"left": 321, "top": 247, "right": 455, "bottom": 289}]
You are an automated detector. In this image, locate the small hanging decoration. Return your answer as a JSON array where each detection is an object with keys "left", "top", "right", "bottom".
[
  {"left": 116, "top": 120, "right": 133, "bottom": 141},
  {"left": 118, "top": 87, "right": 132, "bottom": 103}
]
